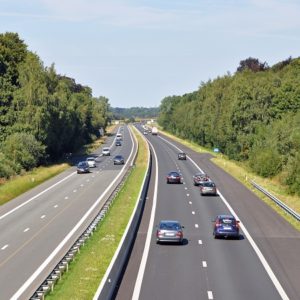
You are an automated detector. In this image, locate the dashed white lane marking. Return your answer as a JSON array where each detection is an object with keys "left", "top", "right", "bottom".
[
  {"left": 86, "top": 179, "right": 90, "bottom": 182},
  {"left": 192, "top": 211, "right": 195, "bottom": 215},
  {"left": 73, "top": 189, "right": 77, "bottom": 193},
  {"left": 185, "top": 187, "right": 188, "bottom": 190},
  {"left": 64, "top": 196, "right": 68, "bottom": 200},
  {"left": 208, "top": 291, "right": 214, "bottom": 299},
  {"left": 40, "top": 215, "right": 46, "bottom": 219},
  {"left": 198, "top": 240, "right": 203, "bottom": 245},
  {"left": 202, "top": 261, "right": 207, "bottom": 268},
  {"left": 80, "top": 184, "right": 84, "bottom": 187},
  {"left": 24, "top": 228, "right": 30, "bottom": 232},
  {"left": 92, "top": 175, "right": 95, "bottom": 178},
  {"left": 186, "top": 193, "right": 190, "bottom": 197},
  {"left": 1, "top": 245, "right": 9, "bottom": 250},
  {"left": 195, "top": 224, "right": 199, "bottom": 228},
  {"left": 54, "top": 205, "right": 58, "bottom": 208},
  {"left": 189, "top": 201, "right": 192, "bottom": 205}
]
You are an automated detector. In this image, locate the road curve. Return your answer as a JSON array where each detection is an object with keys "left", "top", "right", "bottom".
[
  {"left": 116, "top": 126, "right": 300, "bottom": 300},
  {"left": 0, "top": 125, "right": 137, "bottom": 300}
]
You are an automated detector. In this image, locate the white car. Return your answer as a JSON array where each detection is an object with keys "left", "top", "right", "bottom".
[
  {"left": 143, "top": 131, "right": 148, "bottom": 135},
  {"left": 102, "top": 147, "right": 110, "bottom": 156},
  {"left": 86, "top": 157, "right": 96, "bottom": 168}
]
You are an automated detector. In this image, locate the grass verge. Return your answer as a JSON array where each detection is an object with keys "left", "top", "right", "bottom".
[
  {"left": 159, "top": 129, "right": 300, "bottom": 232},
  {"left": 46, "top": 126, "right": 148, "bottom": 299},
  {"left": 0, "top": 125, "right": 116, "bottom": 206}
]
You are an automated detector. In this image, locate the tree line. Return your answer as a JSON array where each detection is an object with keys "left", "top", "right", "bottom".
[
  {"left": 111, "top": 106, "right": 159, "bottom": 120},
  {"left": 158, "top": 57, "right": 300, "bottom": 195},
  {"left": 0, "top": 32, "right": 111, "bottom": 179}
]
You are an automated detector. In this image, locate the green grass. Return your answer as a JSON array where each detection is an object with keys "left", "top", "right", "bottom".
[
  {"left": 46, "top": 126, "right": 148, "bottom": 299},
  {"left": 0, "top": 125, "right": 116, "bottom": 206},
  {"left": 160, "top": 129, "right": 300, "bottom": 232},
  {"left": 0, "top": 164, "right": 70, "bottom": 205}
]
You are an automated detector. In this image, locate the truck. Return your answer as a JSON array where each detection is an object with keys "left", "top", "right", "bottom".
[{"left": 151, "top": 127, "right": 158, "bottom": 135}]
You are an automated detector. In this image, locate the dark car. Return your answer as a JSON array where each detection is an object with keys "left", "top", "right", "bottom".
[
  {"left": 200, "top": 181, "right": 217, "bottom": 196},
  {"left": 178, "top": 152, "right": 187, "bottom": 160},
  {"left": 193, "top": 173, "right": 210, "bottom": 186},
  {"left": 213, "top": 215, "right": 240, "bottom": 239},
  {"left": 113, "top": 155, "right": 125, "bottom": 165},
  {"left": 156, "top": 220, "right": 184, "bottom": 244},
  {"left": 115, "top": 140, "right": 122, "bottom": 146},
  {"left": 166, "top": 171, "right": 183, "bottom": 184},
  {"left": 77, "top": 161, "right": 90, "bottom": 174}
]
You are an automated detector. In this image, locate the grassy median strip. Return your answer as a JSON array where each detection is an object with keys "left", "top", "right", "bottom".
[
  {"left": 160, "top": 129, "right": 300, "bottom": 232},
  {"left": 46, "top": 127, "right": 148, "bottom": 300}
]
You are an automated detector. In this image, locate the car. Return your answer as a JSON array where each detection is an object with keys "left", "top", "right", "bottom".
[
  {"left": 77, "top": 161, "right": 90, "bottom": 174},
  {"left": 113, "top": 155, "right": 125, "bottom": 165},
  {"left": 193, "top": 173, "right": 210, "bottom": 186},
  {"left": 143, "top": 131, "right": 148, "bottom": 135},
  {"left": 102, "top": 147, "right": 110, "bottom": 156},
  {"left": 178, "top": 152, "right": 187, "bottom": 160},
  {"left": 213, "top": 215, "right": 240, "bottom": 239},
  {"left": 86, "top": 157, "right": 96, "bottom": 168},
  {"left": 199, "top": 181, "right": 217, "bottom": 196},
  {"left": 156, "top": 220, "right": 184, "bottom": 244},
  {"left": 116, "top": 133, "right": 122, "bottom": 140},
  {"left": 115, "top": 140, "right": 122, "bottom": 146},
  {"left": 166, "top": 171, "right": 183, "bottom": 184}
]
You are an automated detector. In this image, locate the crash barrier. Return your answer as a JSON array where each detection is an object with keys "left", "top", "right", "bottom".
[
  {"left": 94, "top": 145, "right": 152, "bottom": 300},
  {"left": 30, "top": 165, "right": 136, "bottom": 300},
  {"left": 251, "top": 180, "right": 300, "bottom": 222}
]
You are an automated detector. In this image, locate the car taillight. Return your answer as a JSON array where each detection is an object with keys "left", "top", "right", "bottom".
[
  {"left": 235, "top": 221, "right": 240, "bottom": 228},
  {"left": 215, "top": 221, "right": 221, "bottom": 227},
  {"left": 156, "top": 230, "right": 161, "bottom": 236},
  {"left": 176, "top": 231, "right": 183, "bottom": 237}
]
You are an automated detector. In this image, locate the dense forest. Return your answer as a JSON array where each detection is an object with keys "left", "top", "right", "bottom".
[
  {"left": 158, "top": 57, "right": 300, "bottom": 195},
  {"left": 0, "top": 32, "right": 111, "bottom": 179},
  {"left": 111, "top": 106, "right": 159, "bottom": 120}
]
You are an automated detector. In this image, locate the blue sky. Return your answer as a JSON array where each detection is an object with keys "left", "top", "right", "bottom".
[{"left": 1, "top": 0, "right": 300, "bottom": 108}]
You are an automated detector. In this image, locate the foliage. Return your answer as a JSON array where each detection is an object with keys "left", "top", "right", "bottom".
[
  {"left": 111, "top": 106, "right": 159, "bottom": 120},
  {"left": 158, "top": 56, "right": 300, "bottom": 195},
  {"left": 0, "top": 32, "right": 111, "bottom": 179}
]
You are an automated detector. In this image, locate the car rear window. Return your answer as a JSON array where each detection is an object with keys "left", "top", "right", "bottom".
[
  {"left": 220, "top": 218, "right": 235, "bottom": 224},
  {"left": 160, "top": 223, "right": 181, "bottom": 230}
]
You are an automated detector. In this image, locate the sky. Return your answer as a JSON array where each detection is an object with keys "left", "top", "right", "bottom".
[{"left": 0, "top": 0, "right": 300, "bottom": 108}]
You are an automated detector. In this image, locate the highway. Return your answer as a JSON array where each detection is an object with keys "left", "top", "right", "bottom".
[
  {"left": 0, "top": 125, "right": 137, "bottom": 300},
  {"left": 116, "top": 126, "right": 300, "bottom": 300}
]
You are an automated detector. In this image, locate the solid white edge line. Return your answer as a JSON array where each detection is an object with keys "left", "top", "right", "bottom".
[
  {"left": 158, "top": 134, "right": 289, "bottom": 300},
  {"left": 0, "top": 127, "right": 125, "bottom": 222},
  {"left": 93, "top": 126, "right": 148, "bottom": 299},
  {"left": 132, "top": 139, "right": 158, "bottom": 300},
  {"left": 0, "top": 172, "right": 75, "bottom": 221},
  {"left": 11, "top": 126, "right": 136, "bottom": 300}
]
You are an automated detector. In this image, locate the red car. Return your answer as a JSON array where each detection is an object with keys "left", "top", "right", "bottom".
[{"left": 166, "top": 171, "right": 183, "bottom": 184}]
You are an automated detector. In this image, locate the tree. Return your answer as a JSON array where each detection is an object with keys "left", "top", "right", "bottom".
[{"left": 237, "top": 57, "right": 268, "bottom": 73}]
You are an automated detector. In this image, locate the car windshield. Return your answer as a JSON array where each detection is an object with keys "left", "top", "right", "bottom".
[
  {"left": 160, "top": 222, "right": 181, "bottom": 230},
  {"left": 220, "top": 218, "right": 235, "bottom": 225},
  {"left": 169, "top": 172, "right": 179, "bottom": 176}
]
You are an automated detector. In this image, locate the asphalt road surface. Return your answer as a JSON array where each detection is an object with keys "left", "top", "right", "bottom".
[
  {"left": 0, "top": 125, "right": 137, "bottom": 300},
  {"left": 116, "top": 126, "right": 300, "bottom": 300}
]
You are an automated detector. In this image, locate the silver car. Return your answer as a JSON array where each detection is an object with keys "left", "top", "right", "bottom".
[
  {"left": 199, "top": 181, "right": 217, "bottom": 196},
  {"left": 156, "top": 220, "right": 184, "bottom": 244}
]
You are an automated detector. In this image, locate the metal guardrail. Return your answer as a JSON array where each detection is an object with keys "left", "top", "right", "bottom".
[
  {"left": 94, "top": 141, "right": 152, "bottom": 300},
  {"left": 30, "top": 165, "right": 134, "bottom": 300},
  {"left": 251, "top": 180, "right": 300, "bottom": 222},
  {"left": 30, "top": 126, "right": 139, "bottom": 300}
]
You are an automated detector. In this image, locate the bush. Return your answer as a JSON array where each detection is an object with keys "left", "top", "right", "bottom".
[
  {"left": 283, "top": 153, "right": 300, "bottom": 195},
  {"left": 2, "top": 133, "right": 46, "bottom": 171},
  {"left": 249, "top": 148, "right": 282, "bottom": 177}
]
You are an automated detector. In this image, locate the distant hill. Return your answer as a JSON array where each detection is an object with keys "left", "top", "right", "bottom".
[{"left": 111, "top": 106, "right": 159, "bottom": 120}]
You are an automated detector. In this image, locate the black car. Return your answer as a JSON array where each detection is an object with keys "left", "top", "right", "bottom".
[
  {"left": 113, "top": 155, "right": 125, "bottom": 165},
  {"left": 77, "top": 161, "right": 90, "bottom": 174},
  {"left": 115, "top": 140, "right": 122, "bottom": 146},
  {"left": 178, "top": 152, "right": 187, "bottom": 160},
  {"left": 166, "top": 171, "right": 183, "bottom": 184}
]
